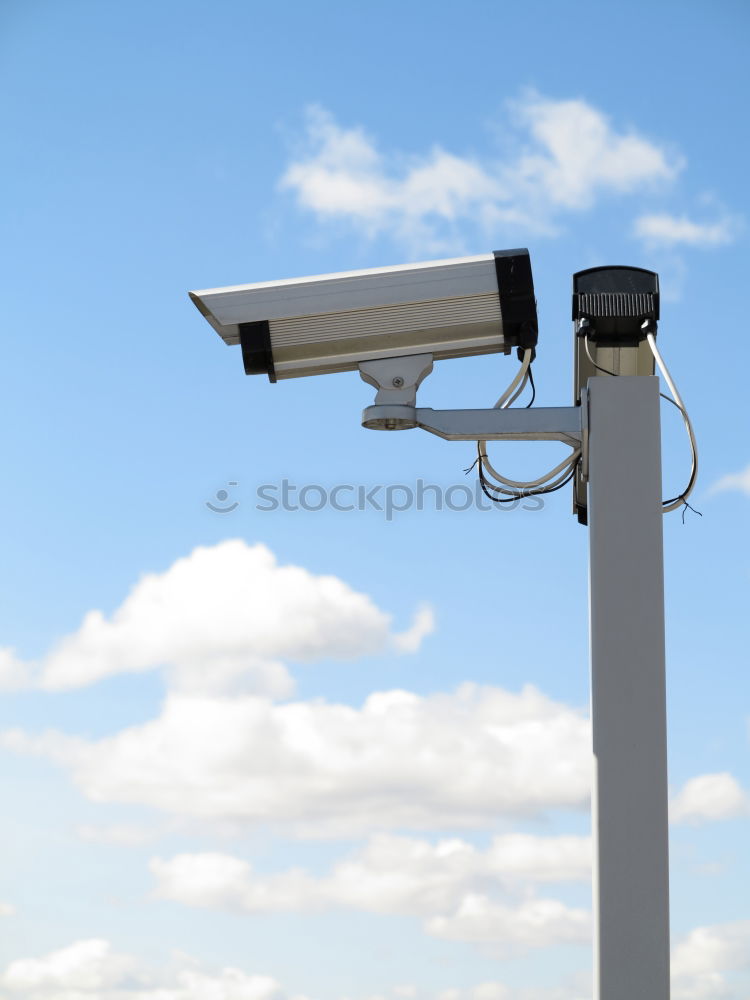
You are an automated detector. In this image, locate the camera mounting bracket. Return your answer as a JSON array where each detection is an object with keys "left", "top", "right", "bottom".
[
  {"left": 359, "top": 354, "right": 582, "bottom": 447},
  {"left": 359, "top": 354, "right": 434, "bottom": 429}
]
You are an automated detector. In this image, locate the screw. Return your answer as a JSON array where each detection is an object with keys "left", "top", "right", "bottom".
[{"left": 392, "top": 376, "right": 404, "bottom": 387}]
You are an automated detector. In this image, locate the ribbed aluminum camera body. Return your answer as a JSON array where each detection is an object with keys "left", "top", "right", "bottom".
[{"left": 190, "top": 249, "right": 537, "bottom": 382}]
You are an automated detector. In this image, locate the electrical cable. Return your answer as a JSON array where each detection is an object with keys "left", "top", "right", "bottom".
[
  {"left": 584, "top": 331, "right": 698, "bottom": 514},
  {"left": 525, "top": 367, "right": 536, "bottom": 408},
  {"left": 505, "top": 362, "right": 536, "bottom": 408},
  {"left": 494, "top": 349, "right": 532, "bottom": 408},
  {"left": 472, "top": 325, "right": 697, "bottom": 513},
  {"left": 584, "top": 334, "right": 616, "bottom": 376},
  {"left": 477, "top": 455, "right": 579, "bottom": 504},
  {"left": 586, "top": 332, "right": 687, "bottom": 411},
  {"left": 471, "top": 349, "right": 580, "bottom": 503},
  {"left": 504, "top": 371, "right": 529, "bottom": 407},
  {"left": 646, "top": 332, "right": 698, "bottom": 512},
  {"left": 478, "top": 462, "right": 580, "bottom": 498},
  {"left": 477, "top": 458, "right": 580, "bottom": 496},
  {"left": 478, "top": 443, "right": 580, "bottom": 490}
]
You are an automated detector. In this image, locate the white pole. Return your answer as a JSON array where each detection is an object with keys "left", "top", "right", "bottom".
[{"left": 587, "top": 375, "right": 670, "bottom": 1000}]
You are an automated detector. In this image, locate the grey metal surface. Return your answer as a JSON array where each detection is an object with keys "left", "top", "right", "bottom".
[
  {"left": 189, "top": 254, "right": 501, "bottom": 350},
  {"left": 191, "top": 254, "right": 498, "bottom": 329},
  {"left": 573, "top": 344, "right": 655, "bottom": 521},
  {"left": 360, "top": 355, "right": 434, "bottom": 430},
  {"left": 587, "top": 376, "right": 670, "bottom": 1000},
  {"left": 415, "top": 406, "right": 581, "bottom": 444},
  {"left": 359, "top": 355, "right": 434, "bottom": 406}
]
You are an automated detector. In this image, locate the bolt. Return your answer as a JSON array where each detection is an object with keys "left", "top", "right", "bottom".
[{"left": 392, "top": 376, "right": 404, "bottom": 387}]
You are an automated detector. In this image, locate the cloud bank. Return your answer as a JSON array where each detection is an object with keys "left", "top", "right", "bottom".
[
  {"left": 0, "top": 540, "right": 433, "bottom": 697},
  {"left": 0, "top": 938, "right": 302, "bottom": 1000},
  {"left": 280, "top": 93, "right": 682, "bottom": 249},
  {"left": 151, "top": 833, "right": 591, "bottom": 914},
  {"left": 3, "top": 684, "right": 591, "bottom": 835},
  {"left": 151, "top": 832, "right": 592, "bottom": 957},
  {"left": 5, "top": 920, "right": 750, "bottom": 1000}
]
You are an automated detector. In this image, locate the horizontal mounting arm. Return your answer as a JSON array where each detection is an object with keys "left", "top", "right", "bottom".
[
  {"left": 414, "top": 406, "right": 582, "bottom": 445},
  {"left": 358, "top": 356, "right": 582, "bottom": 446}
]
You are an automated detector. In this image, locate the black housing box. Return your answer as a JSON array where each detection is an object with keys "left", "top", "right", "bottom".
[{"left": 572, "top": 266, "right": 659, "bottom": 346}]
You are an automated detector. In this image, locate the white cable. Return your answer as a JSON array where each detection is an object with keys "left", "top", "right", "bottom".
[
  {"left": 494, "top": 349, "right": 532, "bottom": 408},
  {"left": 478, "top": 454, "right": 581, "bottom": 497},
  {"left": 504, "top": 371, "right": 530, "bottom": 407},
  {"left": 479, "top": 445, "right": 581, "bottom": 490},
  {"left": 475, "top": 348, "right": 580, "bottom": 496},
  {"left": 646, "top": 332, "right": 698, "bottom": 512},
  {"left": 481, "top": 456, "right": 579, "bottom": 493},
  {"left": 476, "top": 350, "right": 532, "bottom": 482},
  {"left": 479, "top": 459, "right": 580, "bottom": 497}
]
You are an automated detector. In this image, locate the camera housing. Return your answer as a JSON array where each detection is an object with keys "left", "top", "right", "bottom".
[{"left": 190, "top": 249, "right": 538, "bottom": 381}]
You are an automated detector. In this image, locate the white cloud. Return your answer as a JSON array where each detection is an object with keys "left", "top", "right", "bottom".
[
  {"left": 76, "top": 823, "right": 168, "bottom": 846},
  {"left": 0, "top": 900, "right": 15, "bottom": 916},
  {"left": 280, "top": 106, "right": 508, "bottom": 249},
  {"left": 2, "top": 684, "right": 591, "bottom": 836},
  {"left": 150, "top": 832, "right": 591, "bottom": 916},
  {"left": 0, "top": 939, "right": 591, "bottom": 1000},
  {"left": 280, "top": 94, "right": 681, "bottom": 247},
  {"left": 672, "top": 920, "right": 750, "bottom": 1000},
  {"left": 0, "top": 647, "right": 30, "bottom": 692},
  {"left": 150, "top": 832, "right": 591, "bottom": 956},
  {"left": 392, "top": 604, "right": 435, "bottom": 653},
  {"left": 1, "top": 939, "right": 136, "bottom": 994},
  {"left": 634, "top": 212, "right": 739, "bottom": 248},
  {"left": 670, "top": 772, "right": 750, "bottom": 825},
  {"left": 469, "top": 986, "right": 511, "bottom": 1000},
  {"left": 427, "top": 984, "right": 588, "bottom": 1000},
  {"left": 509, "top": 94, "right": 679, "bottom": 209},
  {"left": 710, "top": 463, "right": 750, "bottom": 498},
  {"left": 0, "top": 938, "right": 301, "bottom": 1000},
  {"left": 426, "top": 895, "right": 591, "bottom": 956},
  {"left": 11, "top": 928, "right": 750, "bottom": 1000},
  {"left": 0, "top": 540, "right": 432, "bottom": 696}
]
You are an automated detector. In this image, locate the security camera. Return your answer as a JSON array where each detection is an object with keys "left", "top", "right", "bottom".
[{"left": 189, "top": 249, "right": 538, "bottom": 382}]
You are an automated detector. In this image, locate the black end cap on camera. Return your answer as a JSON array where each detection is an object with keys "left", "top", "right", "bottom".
[
  {"left": 493, "top": 249, "right": 538, "bottom": 360},
  {"left": 239, "top": 320, "right": 277, "bottom": 383}
]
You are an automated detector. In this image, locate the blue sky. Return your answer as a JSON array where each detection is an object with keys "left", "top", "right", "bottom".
[{"left": 1, "top": 1, "right": 749, "bottom": 997}]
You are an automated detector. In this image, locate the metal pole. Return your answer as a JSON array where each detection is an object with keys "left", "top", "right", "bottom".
[{"left": 587, "top": 375, "right": 670, "bottom": 999}]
